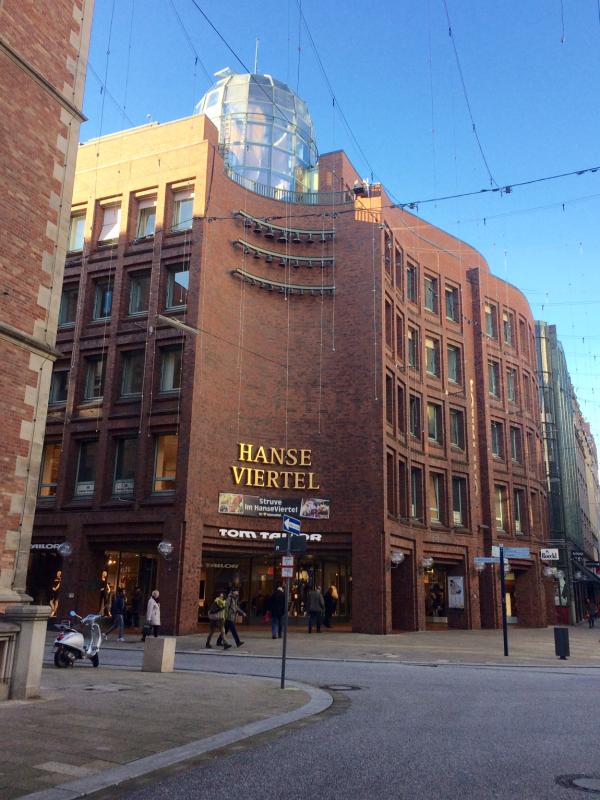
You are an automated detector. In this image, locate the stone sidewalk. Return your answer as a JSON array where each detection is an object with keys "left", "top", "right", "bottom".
[
  {"left": 96, "top": 624, "right": 600, "bottom": 666},
  {"left": 0, "top": 665, "right": 314, "bottom": 800}
]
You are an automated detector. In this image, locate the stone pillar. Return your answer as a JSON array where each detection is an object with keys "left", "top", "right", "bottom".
[
  {"left": 3, "top": 604, "right": 51, "bottom": 699},
  {"left": 142, "top": 636, "right": 176, "bottom": 672}
]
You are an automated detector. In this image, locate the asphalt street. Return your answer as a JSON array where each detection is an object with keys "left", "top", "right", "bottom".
[{"left": 70, "top": 645, "right": 600, "bottom": 800}]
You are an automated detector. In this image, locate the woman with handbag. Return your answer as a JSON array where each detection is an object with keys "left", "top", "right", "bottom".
[
  {"left": 142, "top": 590, "right": 161, "bottom": 641},
  {"left": 206, "top": 592, "right": 231, "bottom": 649}
]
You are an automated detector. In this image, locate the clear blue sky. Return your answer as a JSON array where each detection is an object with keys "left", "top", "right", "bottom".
[{"left": 82, "top": 0, "right": 600, "bottom": 445}]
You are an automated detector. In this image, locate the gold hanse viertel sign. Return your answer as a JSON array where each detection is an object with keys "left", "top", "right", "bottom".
[{"left": 231, "top": 442, "right": 320, "bottom": 490}]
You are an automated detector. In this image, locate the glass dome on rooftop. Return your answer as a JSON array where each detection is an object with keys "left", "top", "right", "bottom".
[{"left": 195, "top": 69, "right": 319, "bottom": 194}]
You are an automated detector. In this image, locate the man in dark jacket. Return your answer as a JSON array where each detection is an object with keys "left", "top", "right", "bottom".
[
  {"left": 105, "top": 587, "right": 126, "bottom": 641},
  {"left": 268, "top": 585, "right": 286, "bottom": 639},
  {"left": 307, "top": 585, "right": 325, "bottom": 633}
]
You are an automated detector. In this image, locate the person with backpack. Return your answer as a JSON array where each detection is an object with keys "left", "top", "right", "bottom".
[
  {"left": 206, "top": 592, "right": 231, "bottom": 649},
  {"left": 219, "top": 589, "right": 245, "bottom": 648}
]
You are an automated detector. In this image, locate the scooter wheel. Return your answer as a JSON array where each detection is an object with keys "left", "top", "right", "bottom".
[
  {"left": 91, "top": 654, "right": 99, "bottom": 668},
  {"left": 54, "top": 649, "right": 71, "bottom": 668}
]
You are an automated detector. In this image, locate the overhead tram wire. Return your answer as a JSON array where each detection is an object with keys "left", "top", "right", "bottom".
[
  {"left": 87, "top": 63, "right": 136, "bottom": 128},
  {"left": 441, "top": 0, "right": 498, "bottom": 188},
  {"left": 168, "top": 0, "right": 213, "bottom": 87},
  {"left": 294, "top": 0, "right": 376, "bottom": 182},
  {"left": 187, "top": 0, "right": 294, "bottom": 128}
]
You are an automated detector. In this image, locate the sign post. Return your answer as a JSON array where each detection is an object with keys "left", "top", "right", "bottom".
[
  {"left": 499, "top": 545, "right": 509, "bottom": 657},
  {"left": 280, "top": 515, "right": 300, "bottom": 689}
]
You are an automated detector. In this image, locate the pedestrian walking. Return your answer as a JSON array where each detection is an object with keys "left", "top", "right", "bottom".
[
  {"left": 142, "top": 590, "right": 161, "bottom": 641},
  {"left": 222, "top": 589, "right": 246, "bottom": 647},
  {"left": 105, "top": 587, "right": 126, "bottom": 641},
  {"left": 206, "top": 592, "right": 231, "bottom": 649},
  {"left": 589, "top": 598, "right": 598, "bottom": 628},
  {"left": 324, "top": 584, "right": 338, "bottom": 628},
  {"left": 307, "top": 585, "right": 325, "bottom": 633},
  {"left": 268, "top": 585, "right": 286, "bottom": 639},
  {"left": 131, "top": 586, "right": 143, "bottom": 629}
]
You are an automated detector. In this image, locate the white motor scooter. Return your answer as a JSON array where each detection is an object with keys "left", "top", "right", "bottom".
[{"left": 53, "top": 611, "right": 102, "bottom": 668}]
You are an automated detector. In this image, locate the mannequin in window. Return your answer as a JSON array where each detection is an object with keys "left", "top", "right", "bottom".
[
  {"left": 49, "top": 570, "right": 62, "bottom": 617},
  {"left": 99, "top": 570, "right": 111, "bottom": 616}
]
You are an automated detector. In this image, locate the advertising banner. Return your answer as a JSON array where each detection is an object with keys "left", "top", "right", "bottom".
[
  {"left": 447, "top": 576, "right": 465, "bottom": 609},
  {"left": 218, "top": 493, "right": 330, "bottom": 519}
]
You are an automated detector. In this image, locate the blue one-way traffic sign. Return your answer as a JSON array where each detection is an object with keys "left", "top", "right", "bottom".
[{"left": 282, "top": 514, "right": 301, "bottom": 535}]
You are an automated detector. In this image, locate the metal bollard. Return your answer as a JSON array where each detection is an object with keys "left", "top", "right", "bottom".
[{"left": 554, "top": 627, "right": 570, "bottom": 660}]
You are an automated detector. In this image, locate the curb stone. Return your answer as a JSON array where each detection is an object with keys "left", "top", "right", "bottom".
[{"left": 15, "top": 676, "right": 332, "bottom": 800}]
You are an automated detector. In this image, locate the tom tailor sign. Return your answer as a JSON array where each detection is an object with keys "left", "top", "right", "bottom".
[{"left": 218, "top": 493, "right": 330, "bottom": 520}]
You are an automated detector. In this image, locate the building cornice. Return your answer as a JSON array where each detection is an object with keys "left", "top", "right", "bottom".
[
  {"left": 0, "top": 36, "right": 86, "bottom": 123},
  {"left": 0, "top": 322, "right": 60, "bottom": 362}
]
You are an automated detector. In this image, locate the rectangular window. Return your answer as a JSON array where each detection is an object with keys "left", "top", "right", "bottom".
[
  {"left": 485, "top": 302, "right": 498, "bottom": 339},
  {"left": 128, "top": 272, "right": 151, "bottom": 315},
  {"left": 385, "top": 373, "right": 394, "bottom": 426},
  {"left": 172, "top": 189, "right": 194, "bottom": 231},
  {"left": 503, "top": 311, "right": 514, "bottom": 345},
  {"left": 429, "top": 472, "right": 443, "bottom": 523},
  {"left": 494, "top": 484, "right": 507, "bottom": 530},
  {"left": 38, "top": 442, "right": 61, "bottom": 497},
  {"left": 395, "top": 248, "right": 403, "bottom": 292},
  {"left": 519, "top": 319, "right": 529, "bottom": 358},
  {"left": 75, "top": 440, "right": 98, "bottom": 497},
  {"left": 452, "top": 476, "right": 467, "bottom": 527},
  {"left": 385, "top": 301, "right": 393, "bottom": 350},
  {"left": 136, "top": 198, "right": 156, "bottom": 239},
  {"left": 522, "top": 375, "right": 531, "bottom": 412},
  {"left": 121, "top": 350, "right": 145, "bottom": 396},
  {"left": 510, "top": 426, "right": 522, "bottom": 463},
  {"left": 506, "top": 368, "right": 517, "bottom": 404},
  {"left": 166, "top": 265, "right": 189, "bottom": 309},
  {"left": 98, "top": 205, "right": 121, "bottom": 242},
  {"left": 514, "top": 488, "right": 526, "bottom": 534},
  {"left": 410, "top": 466, "right": 423, "bottom": 520},
  {"left": 445, "top": 286, "right": 459, "bottom": 322},
  {"left": 160, "top": 346, "right": 183, "bottom": 393},
  {"left": 49, "top": 369, "right": 69, "bottom": 404},
  {"left": 447, "top": 345, "right": 462, "bottom": 384},
  {"left": 424, "top": 276, "right": 438, "bottom": 313},
  {"left": 395, "top": 314, "right": 404, "bottom": 361},
  {"left": 58, "top": 287, "right": 78, "bottom": 327},
  {"left": 488, "top": 361, "right": 500, "bottom": 398},
  {"left": 449, "top": 408, "right": 465, "bottom": 449},
  {"left": 408, "top": 327, "right": 419, "bottom": 369},
  {"left": 384, "top": 233, "right": 392, "bottom": 278},
  {"left": 93, "top": 281, "right": 113, "bottom": 320},
  {"left": 407, "top": 262, "right": 418, "bottom": 303},
  {"left": 491, "top": 420, "right": 504, "bottom": 458},
  {"left": 427, "top": 402, "right": 443, "bottom": 444},
  {"left": 387, "top": 451, "right": 397, "bottom": 515},
  {"left": 425, "top": 337, "right": 440, "bottom": 377},
  {"left": 153, "top": 434, "right": 178, "bottom": 492},
  {"left": 68, "top": 213, "right": 85, "bottom": 252},
  {"left": 409, "top": 395, "right": 421, "bottom": 438},
  {"left": 397, "top": 384, "right": 406, "bottom": 433},
  {"left": 113, "top": 438, "right": 137, "bottom": 497},
  {"left": 83, "top": 356, "right": 105, "bottom": 400}
]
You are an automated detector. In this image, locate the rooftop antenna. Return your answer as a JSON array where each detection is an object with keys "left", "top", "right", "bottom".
[{"left": 254, "top": 37, "right": 260, "bottom": 74}]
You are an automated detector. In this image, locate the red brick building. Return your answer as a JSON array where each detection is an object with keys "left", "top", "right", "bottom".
[
  {"left": 0, "top": 1, "right": 93, "bottom": 607},
  {"left": 30, "top": 71, "right": 551, "bottom": 634}
]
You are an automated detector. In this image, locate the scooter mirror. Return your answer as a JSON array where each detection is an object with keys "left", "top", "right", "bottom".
[{"left": 69, "top": 610, "right": 76, "bottom": 617}]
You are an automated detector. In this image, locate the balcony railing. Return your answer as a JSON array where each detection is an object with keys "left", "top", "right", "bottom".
[{"left": 224, "top": 165, "right": 353, "bottom": 206}]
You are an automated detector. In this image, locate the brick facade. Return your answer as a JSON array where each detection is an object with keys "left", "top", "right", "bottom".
[
  {"left": 0, "top": 0, "right": 93, "bottom": 607},
  {"left": 31, "top": 111, "right": 551, "bottom": 634}
]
